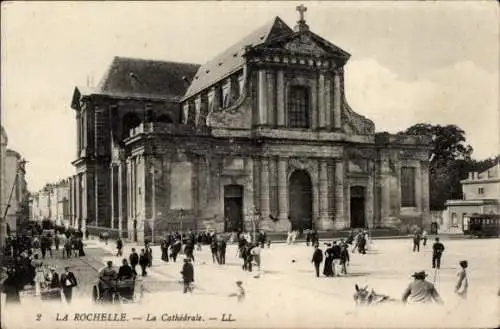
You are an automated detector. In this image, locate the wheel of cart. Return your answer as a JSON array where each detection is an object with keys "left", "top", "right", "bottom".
[{"left": 114, "top": 278, "right": 137, "bottom": 303}]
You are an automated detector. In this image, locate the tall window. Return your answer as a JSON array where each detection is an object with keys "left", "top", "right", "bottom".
[
  {"left": 451, "top": 213, "right": 458, "bottom": 227},
  {"left": 287, "top": 86, "right": 310, "bottom": 128},
  {"left": 401, "top": 167, "right": 416, "bottom": 207}
]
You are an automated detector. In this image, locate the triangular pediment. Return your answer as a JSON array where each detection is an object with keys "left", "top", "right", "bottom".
[
  {"left": 282, "top": 34, "right": 329, "bottom": 56},
  {"left": 258, "top": 31, "right": 350, "bottom": 60}
]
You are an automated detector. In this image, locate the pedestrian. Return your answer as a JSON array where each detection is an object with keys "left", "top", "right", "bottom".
[
  {"left": 116, "top": 237, "right": 123, "bottom": 257},
  {"left": 219, "top": 238, "right": 227, "bottom": 265},
  {"left": 171, "top": 239, "right": 181, "bottom": 262},
  {"left": 181, "top": 257, "right": 194, "bottom": 294},
  {"left": 49, "top": 267, "right": 60, "bottom": 288},
  {"left": 2, "top": 267, "right": 22, "bottom": 305},
  {"left": 422, "top": 230, "right": 428, "bottom": 246},
  {"left": 161, "top": 238, "right": 169, "bottom": 262},
  {"left": 413, "top": 233, "right": 421, "bottom": 252},
  {"left": 402, "top": 271, "right": 443, "bottom": 304},
  {"left": 432, "top": 238, "right": 445, "bottom": 269},
  {"left": 139, "top": 249, "right": 149, "bottom": 276},
  {"left": 305, "top": 230, "right": 311, "bottom": 246},
  {"left": 60, "top": 266, "right": 78, "bottom": 304},
  {"left": 331, "top": 241, "right": 341, "bottom": 276},
  {"left": 54, "top": 233, "right": 60, "bottom": 252},
  {"left": 129, "top": 248, "right": 139, "bottom": 275},
  {"left": 323, "top": 244, "right": 334, "bottom": 277},
  {"left": 210, "top": 238, "right": 219, "bottom": 263},
  {"left": 311, "top": 244, "right": 323, "bottom": 278},
  {"left": 31, "top": 253, "right": 44, "bottom": 296},
  {"left": 455, "top": 260, "right": 468, "bottom": 299},
  {"left": 228, "top": 281, "right": 245, "bottom": 302},
  {"left": 357, "top": 232, "right": 367, "bottom": 254},
  {"left": 339, "top": 243, "right": 350, "bottom": 275}
]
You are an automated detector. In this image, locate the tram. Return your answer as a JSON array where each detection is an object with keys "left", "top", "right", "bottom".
[{"left": 463, "top": 213, "right": 500, "bottom": 237}]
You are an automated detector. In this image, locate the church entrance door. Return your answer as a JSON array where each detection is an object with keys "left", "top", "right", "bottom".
[
  {"left": 289, "top": 170, "right": 313, "bottom": 231},
  {"left": 224, "top": 185, "right": 244, "bottom": 233},
  {"left": 350, "top": 186, "right": 366, "bottom": 228}
]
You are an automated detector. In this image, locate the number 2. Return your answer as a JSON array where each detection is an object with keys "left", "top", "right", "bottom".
[{"left": 36, "top": 314, "right": 42, "bottom": 321}]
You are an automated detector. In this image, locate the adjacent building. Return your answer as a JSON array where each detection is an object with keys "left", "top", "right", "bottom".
[
  {"left": 30, "top": 180, "right": 70, "bottom": 227},
  {"left": 442, "top": 163, "right": 500, "bottom": 233},
  {"left": 3, "top": 149, "right": 29, "bottom": 234},
  {"left": 1, "top": 126, "right": 8, "bottom": 247},
  {"left": 69, "top": 10, "right": 431, "bottom": 243}
]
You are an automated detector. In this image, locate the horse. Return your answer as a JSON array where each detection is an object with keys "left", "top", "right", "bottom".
[{"left": 353, "top": 284, "right": 398, "bottom": 306}]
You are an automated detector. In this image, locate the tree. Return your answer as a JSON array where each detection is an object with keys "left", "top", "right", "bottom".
[{"left": 398, "top": 124, "right": 474, "bottom": 210}]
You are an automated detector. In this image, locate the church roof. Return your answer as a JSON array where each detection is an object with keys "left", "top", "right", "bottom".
[
  {"left": 96, "top": 56, "right": 200, "bottom": 101},
  {"left": 183, "top": 17, "right": 293, "bottom": 100}
]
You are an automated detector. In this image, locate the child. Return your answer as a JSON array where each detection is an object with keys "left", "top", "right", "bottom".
[{"left": 229, "top": 281, "right": 245, "bottom": 302}]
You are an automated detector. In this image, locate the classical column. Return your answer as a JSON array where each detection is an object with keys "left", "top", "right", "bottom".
[
  {"left": 333, "top": 70, "right": 342, "bottom": 130},
  {"left": 76, "top": 112, "right": 81, "bottom": 157},
  {"left": 267, "top": 71, "right": 276, "bottom": 126},
  {"left": 318, "top": 73, "right": 326, "bottom": 129},
  {"left": 75, "top": 174, "right": 81, "bottom": 229},
  {"left": 334, "top": 160, "right": 345, "bottom": 229},
  {"left": 276, "top": 157, "right": 291, "bottom": 231},
  {"left": 325, "top": 76, "right": 332, "bottom": 129},
  {"left": 276, "top": 70, "right": 285, "bottom": 127},
  {"left": 317, "top": 159, "right": 333, "bottom": 230},
  {"left": 260, "top": 157, "right": 270, "bottom": 219},
  {"left": 118, "top": 161, "right": 124, "bottom": 238},
  {"left": 366, "top": 164, "right": 375, "bottom": 228},
  {"left": 258, "top": 70, "right": 267, "bottom": 125}
]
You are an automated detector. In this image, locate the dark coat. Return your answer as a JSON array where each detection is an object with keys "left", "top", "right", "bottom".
[
  {"left": 311, "top": 248, "right": 323, "bottom": 263},
  {"left": 181, "top": 262, "right": 194, "bottom": 283},
  {"left": 129, "top": 252, "right": 139, "bottom": 266},
  {"left": 60, "top": 271, "right": 77, "bottom": 290}
]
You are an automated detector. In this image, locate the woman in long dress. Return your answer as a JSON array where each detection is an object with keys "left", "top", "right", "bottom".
[
  {"left": 31, "top": 253, "right": 45, "bottom": 296},
  {"left": 323, "top": 244, "right": 334, "bottom": 277}
]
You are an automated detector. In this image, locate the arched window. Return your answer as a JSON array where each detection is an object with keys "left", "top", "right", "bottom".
[
  {"left": 451, "top": 212, "right": 458, "bottom": 227},
  {"left": 287, "top": 86, "right": 310, "bottom": 128}
]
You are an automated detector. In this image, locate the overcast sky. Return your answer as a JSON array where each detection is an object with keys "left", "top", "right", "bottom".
[{"left": 1, "top": 1, "right": 499, "bottom": 191}]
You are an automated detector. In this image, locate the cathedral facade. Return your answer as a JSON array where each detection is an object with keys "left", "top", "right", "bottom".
[{"left": 69, "top": 12, "right": 431, "bottom": 242}]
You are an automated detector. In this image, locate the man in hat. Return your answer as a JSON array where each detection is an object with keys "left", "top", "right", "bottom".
[
  {"left": 455, "top": 260, "right": 469, "bottom": 299},
  {"left": 60, "top": 266, "right": 77, "bottom": 303},
  {"left": 181, "top": 257, "right": 194, "bottom": 294},
  {"left": 402, "top": 271, "right": 443, "bottom": 304},
  {"left": 47, "top": 266, "right": 60, "bottom": 289},
  {"left": 432, "top": 237, "right": 445, "bottom": 269}
]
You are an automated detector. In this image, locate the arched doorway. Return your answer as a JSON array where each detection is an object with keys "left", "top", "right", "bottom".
[
  {"left": 350, "top": 186, "right": 366, "bottom": 228},
  {"left": 288, "top": 170, "right": 313, "bottom": 231}
]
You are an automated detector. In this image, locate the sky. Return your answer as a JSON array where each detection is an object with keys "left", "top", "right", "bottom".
[{"left": 1, "top": 1, "right": 499, "bottom": 192}]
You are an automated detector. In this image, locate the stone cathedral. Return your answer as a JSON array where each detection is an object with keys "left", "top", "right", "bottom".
[{"left": 69, "top": 8, "right": 431, "bottom": 243}]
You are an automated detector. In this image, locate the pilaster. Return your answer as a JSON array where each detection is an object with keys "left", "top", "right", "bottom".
[
  {"left": 276, "top": 157, "right": 291, "bottom": 231},
  {"left": 317, "top": 159, "right": 333, "bottom": 230},
  {"left": 318, "top": 73, "right": 326, "bottom": 129},
  {"left": 258, "top": 70, "right": 267, "bottom": 125},
  {"left": 333, "top": 70, "right": 342, "bottom": 130},
  {"left": 277, "top": 70, "right": 285, "bottom": 127},
  {"left": 334, "top": 159, "right": 345, "bottom": 229}
]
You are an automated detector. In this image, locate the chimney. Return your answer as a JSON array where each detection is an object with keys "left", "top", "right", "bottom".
[
  {"left": 468, "top": 172, "right": 473, "bottom": 180},
  {"left": 474, "top": 172, "right": 479, "bottom": 180}
]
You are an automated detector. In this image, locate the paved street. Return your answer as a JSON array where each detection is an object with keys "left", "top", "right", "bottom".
[{"left": 2, "top": 237, "right": 499, "bottom": 329}]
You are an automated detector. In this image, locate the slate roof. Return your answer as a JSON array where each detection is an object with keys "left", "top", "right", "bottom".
[
  {"left": 96, "top": 57, "right": 200, "bottom": 101},
  {"left": 183, "top": 16, "right": 293, "bottom": 100}
]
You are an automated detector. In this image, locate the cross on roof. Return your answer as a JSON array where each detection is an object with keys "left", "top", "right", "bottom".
[{"left": 296, "top": 4, "right": 307, "bottom": 21}]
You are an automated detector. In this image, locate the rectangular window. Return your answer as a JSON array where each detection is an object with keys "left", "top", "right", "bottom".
[
  {"left": 401, "top": 167, "right": 416, "bottom": 207},
  {"left": 478, "top": 187, "right": 484, "bottom": 195},
  {"left": 287, "top": 86, "right": 310, "bottom": 128},
  {"left": 170, "top": 162, "right": 193, "bottom": 210}
]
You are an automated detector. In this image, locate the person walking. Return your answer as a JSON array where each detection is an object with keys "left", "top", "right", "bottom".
[
  {"left": 455, "top": 260, "right": 469, "bottom": 299},
  {"left": 422, "top": 230, "right": 428, "bottom": 246},
  {"left": 413, "top": 233, "right": 421, "bottom": 252},
  {"left": 323, "top": 244, "right": 334, "bottom": 277},
  {"left": 219, "top": 238, "right": 227, "bottom": 265},
  {"left": 331, "top": 241, "right": 341, "bottom": 276},
  {"left": 60, "top": 266, "right": 78, "bottom": 304},
  {"left": 129, "top": 248, "right": 139, "bottom": 275},
  {"left": 181, "top": 257, "right": 194, "bottom": 294},
  {"left": 432, "top": 238, "right": 445, "bottom": 269},
  {"left": 139, "top": 249, "right": 149, "bottom": 277},
  {"left": 116, "top": 237, "right": 123, "bottom": 257},
  {"left": 311, "top": 244, "right": 323, "bottom": 278},
  {"left": 339, "top": 243, "right": 350, "bottom": 275}
]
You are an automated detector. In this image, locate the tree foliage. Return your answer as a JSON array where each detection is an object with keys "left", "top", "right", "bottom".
[{"left": 398, "top": 123, "right": 497, "bottom": 210}]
